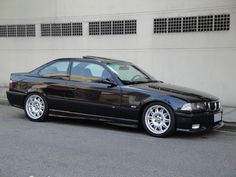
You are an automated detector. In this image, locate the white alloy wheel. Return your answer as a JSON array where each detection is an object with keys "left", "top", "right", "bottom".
[
  {"left": 142, "top": 102, "right": 175, "bottom": 137},
  {"left": 25, "top": 94, "right": 46, "bottom": 120}
]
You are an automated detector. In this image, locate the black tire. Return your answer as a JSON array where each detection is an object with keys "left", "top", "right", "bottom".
[
  {"left": 142, "top": 102, "right": 175, "bottom": 137},
  {"left": 24, "top": 93, "right": 49, "bottom": 122}
]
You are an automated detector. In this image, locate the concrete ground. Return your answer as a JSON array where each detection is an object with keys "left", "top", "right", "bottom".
[{"left": 0, "top": 104, "right": 236, "bottom": 177}]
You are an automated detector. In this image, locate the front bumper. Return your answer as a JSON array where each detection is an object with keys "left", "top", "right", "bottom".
[{"left": 175, "top": 110, "right": 223, "bottom": 132}]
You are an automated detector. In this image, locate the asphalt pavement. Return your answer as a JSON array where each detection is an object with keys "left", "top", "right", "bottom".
[{"left": 0, "top": 104, "right": 236, "bottom": 177}]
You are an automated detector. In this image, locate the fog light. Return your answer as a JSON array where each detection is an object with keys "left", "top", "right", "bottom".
[{"left": 192, "top": 124, "right": 200, "bottom": 129}]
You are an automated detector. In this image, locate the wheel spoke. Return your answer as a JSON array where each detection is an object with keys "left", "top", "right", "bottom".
[
  {"left": 154, "top": 125, "right": 159, "bottom": 130},
  {"left": 152, "top": 108, "right": 156, "bottom": 114},
  {"left": 159, "top": 125, "right": 163, "bottom": 131},
  {"left": 163, "top": 113, "right": 168, "bottom": 118},
  {"left": 162, "top": 123, "right": 167, "bottom": 129},
  {"left": 149, "top": 121, "right": 154, "bottom": 126},
  {"left": 39, "top": 110, "right": 43, "bottom": 115},
  {"left": 164, "top": 118, "right": 169, "bottom": 123},
  {"left": 159, "top": 108, "right": 164, "bottom": 114}
]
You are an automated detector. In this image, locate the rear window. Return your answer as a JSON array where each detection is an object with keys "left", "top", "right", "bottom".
[{"left": 39, "top": 61, "right": 70, "bottom": 79}]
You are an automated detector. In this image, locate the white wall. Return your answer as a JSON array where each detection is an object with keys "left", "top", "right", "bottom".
[{"left": 0, "top": 0, "right": 236, "bottom": 106}]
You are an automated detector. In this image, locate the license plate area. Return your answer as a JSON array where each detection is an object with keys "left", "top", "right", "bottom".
[{"left": 214, "top": 113, "right": 222, "bottom": 122}]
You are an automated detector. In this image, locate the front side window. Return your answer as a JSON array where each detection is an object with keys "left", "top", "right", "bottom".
[
  {"left": 70, "top": 61, "right": 112, "bottom": 82},
  {"left": 107, "top": 63, "right": 155, "bottom": 85},
  {"left": 39, "top": 61, "right": 70, "bottom": 79}
]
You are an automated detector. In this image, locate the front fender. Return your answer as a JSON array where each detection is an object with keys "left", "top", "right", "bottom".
[{"left": 140, "top": 94, "right": 187, "bottom": 112}]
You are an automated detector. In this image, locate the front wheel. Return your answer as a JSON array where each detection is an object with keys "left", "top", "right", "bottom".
[
  {"left": 24, "top": 93, "right": 48, "bottom": 122},
  {"left": 142, "top": 102, "right": 175, "bottom": 137}
]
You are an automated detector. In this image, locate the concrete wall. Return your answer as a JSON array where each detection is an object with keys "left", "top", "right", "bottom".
[{"left": 0, "top": 0, "right": 236, "bottom": 106}]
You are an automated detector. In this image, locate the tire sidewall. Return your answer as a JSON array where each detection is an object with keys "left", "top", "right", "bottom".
[
  {"left": 142, "top": 102, "right": 175, "bottom": 137},
  {"left": 24, "top": 93, "right": 48, "bottom": 122}
]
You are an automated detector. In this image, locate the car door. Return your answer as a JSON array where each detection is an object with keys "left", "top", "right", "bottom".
[
  {"left": 64, "top": 60, "right": 121, "bottom": 118},
  {"left": 37, "top": 60, "right": 70, "bottom": 110}
]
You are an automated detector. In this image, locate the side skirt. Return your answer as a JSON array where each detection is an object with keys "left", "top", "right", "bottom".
[{"left": 49, "top": 109, "right": 139, "bottom": 126}]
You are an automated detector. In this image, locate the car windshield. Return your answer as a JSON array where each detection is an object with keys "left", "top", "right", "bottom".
[{"left": 107, "top": 63, "right": 157, "bottom": 85}]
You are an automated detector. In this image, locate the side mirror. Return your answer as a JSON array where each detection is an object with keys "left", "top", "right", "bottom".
[{"left": 100, "top": 78, "right": 117, "bottom": 87}]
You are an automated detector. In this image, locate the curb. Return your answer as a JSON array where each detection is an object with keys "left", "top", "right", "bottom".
[
  {"left": 0, "top": 98, "right": 8, "bottom": 105},
  {"left": 223, "top": 121, "right": 236, "bottom": 124},
  {"left": 221, "top": 122, "right": 236, "bottom": 132}
]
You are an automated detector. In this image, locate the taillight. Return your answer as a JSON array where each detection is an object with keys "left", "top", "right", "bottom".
[{"left": 9, "top": 80, "right": 13, "bottom": 89}]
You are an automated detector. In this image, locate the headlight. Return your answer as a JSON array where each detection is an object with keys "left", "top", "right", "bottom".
[
  {"left": 181, "top": 102, "right": 206, "bottom": 111},
  {"left": 181, "top": 103, "right": 192, "bottom": 111}
]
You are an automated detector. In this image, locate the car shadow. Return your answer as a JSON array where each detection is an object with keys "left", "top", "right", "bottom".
[
  {"left": 18, "top": 113, "right": 223, "bottom": 138},
  {"left": 48, "top": 115, "right": 141, "bottom": 134},
  {"left": 173, "top": 129, "right": 220, "bottom": 139}
]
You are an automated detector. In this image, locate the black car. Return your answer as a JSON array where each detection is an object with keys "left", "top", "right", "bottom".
[{"left": 7, "top": 56, "right": 223, "bottom": 137}]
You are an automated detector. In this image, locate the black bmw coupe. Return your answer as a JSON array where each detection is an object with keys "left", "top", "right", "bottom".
[{"left": 7, "top": 56, "right": 223, "bottom": 137}]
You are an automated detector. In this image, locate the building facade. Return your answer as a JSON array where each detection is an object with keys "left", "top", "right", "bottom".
[{"left": 0, "top": 0, "right": 236, "bottom": 106}]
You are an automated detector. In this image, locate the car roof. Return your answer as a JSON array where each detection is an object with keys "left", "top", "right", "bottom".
[{"left": 54, "top": 56, "right": 131, "bottom": 64}]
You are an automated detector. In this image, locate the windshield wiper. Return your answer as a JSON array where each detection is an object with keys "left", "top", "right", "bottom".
[
  {"left": 123, "top": 80, "right": 163, "bottom": 85},
  {"left": 122, "top": 81, "right": 143, "bottom": 85},
  {"left": 125, "top": 80, "right": 155, "bottom": 85},
  {"left": 148, "top": 80, "right": 163, "bottom": 83}
]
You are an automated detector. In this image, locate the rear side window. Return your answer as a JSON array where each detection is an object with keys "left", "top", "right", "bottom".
[
  {"left": 70, "top": 61, "right": 112, "bottom": 82},
  {"left": 39, "top": 61, "right": 70, "bottom": 79}
]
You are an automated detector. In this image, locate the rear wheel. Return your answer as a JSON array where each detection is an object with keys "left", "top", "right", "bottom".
[
  {"left": 142, "top": 102, "right": 175, "bottom": 137},
  {"left": 24, "top": 93, "right": 48, "bottom": 122}
]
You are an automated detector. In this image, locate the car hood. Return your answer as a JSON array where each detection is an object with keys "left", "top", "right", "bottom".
[{"left": 130, "top": 82, "right": 218, "bottom": 102}]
